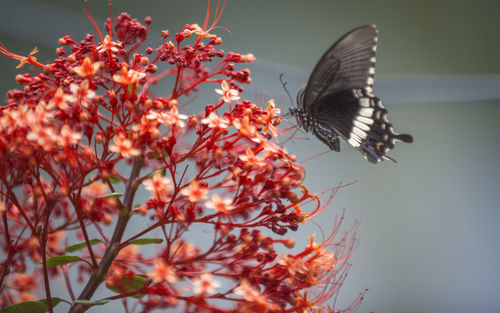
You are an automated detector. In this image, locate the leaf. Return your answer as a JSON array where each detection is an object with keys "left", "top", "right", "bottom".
[
  {"left": 46, "top": 255, "right": 84, "bottom": 268},
  {"left": 98, "top": 192, "right": 123, "bottom": 199},
  {"left": 0, "top": 301, "right": 46, "bottom": 313},
  {"left": 147, "top": 169, "right": 166, "bottom": 179},
  {"left": 128, "top": 238, "right": 163, "bottom": 245},
  {"left": 75, "top": 299, "right": 109, "bottom": 306},
  {"left": 39, "top": 297, "right": 65, "bottom": 307},
  {"left": 108, "top": 176, "right": 122, "bottom": 184},
  {"left": 1, "top": 297, "right": 63, "bottom": 313},
  {"left": 38, "top": 297, "right": 65, "bottom": 307},
  {"left": 65, "top": 239, "right": 103, "bottom": 252},
  {"left": 106, "top": 276, "right": 147, "bottom": 298}
]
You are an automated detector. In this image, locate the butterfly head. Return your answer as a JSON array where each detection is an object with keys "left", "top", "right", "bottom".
[
  {"left": 288, "top": 87, "right": 313, "bottom": 131},
  {"left": 288, "top": 106, "right": 311, "bottom": 132}
]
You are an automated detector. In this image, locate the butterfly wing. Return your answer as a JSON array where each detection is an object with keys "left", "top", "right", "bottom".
[
  {"left": 300, "top": 24, "right": 379, "bottom": 112},
  {"left": 313, "top": 89, "right": 413, "bottom": 163}
]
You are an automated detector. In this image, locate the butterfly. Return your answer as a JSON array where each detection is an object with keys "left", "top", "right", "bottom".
[{"left": 289, "top": 24, "right": 413, "bottom": 163}]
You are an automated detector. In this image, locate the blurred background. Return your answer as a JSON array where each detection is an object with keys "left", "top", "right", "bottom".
[{"left": 1, "top": 0, "right": 499, "bottom": 312}]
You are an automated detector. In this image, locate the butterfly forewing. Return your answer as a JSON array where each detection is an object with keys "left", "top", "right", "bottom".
[{"left": 301, "top": 25, "right": 378, "bottom": 112}]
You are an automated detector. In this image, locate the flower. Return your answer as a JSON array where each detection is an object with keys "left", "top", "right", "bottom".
[
  {"left": 0, "top": 43, "right": 45, "bottom": 69},
  {"left": 26, "top": 123, "right": 58, "bottom": 151},
  {"left": 83, "top": 181, "right": 109, "bottom": 198},
  {"left": 113, "top": 65, "right": 146, "bottom": 85},
  {"left": 266, "top": 99, "right": 281, "bottom": 118},
  {"left": 146, "top": 107, "right": 188, "bottom": 128},
  {"left": 147, "top": 259, "right": 178, "bottom": 284},
  {"left": 143, "top": 172, "right": 174, "bottom": 200},
  {"left": 57, "top": 124, "right": 82, "bottom": 147},
  {"left": 205, "top": 194, "right": 234, "bottom": 214},
  {"left": 72, "top": 57, "right": 102, "bottom": 78},
  {"left": 201, "top": 112, "right": 230, "bottom": 129},
  {"left": 233, "top": 116, "right": 257, "bottom": 137},
  {"left": 192, "top": 273, "right": 221, "bottom": 295},
  {"left": 49, "top": 88, "right": 72, "bottom": 110},
  {"left": 239, "top": 147, "right": 265, "bottom": 169},
  {"left": 277, "top": 254, "right": 308, "bottom": 276},
  {"left": 189, "top": 23, "right": 216, "bottom": 38},
  {"left": 215, "top": 80, "right": 240, "bottom": 104},
  {"left": 234, "top": 279, "right": 276, "bottom": 309},
  {"left": 97, "top": 35, "right": 122, "bottom": 54},
  {"left": 7, "top": 273, "right": 38, "bottom": 302},
  {"left": 17, "top": 47, "right": 39, "bottom": 68},
  {"left": 180, "top": 180, "right": 208, "bottom": 203},
  {"left": 109, "top": 133, "right": 141, "bottom": 158},
  {"left": 69, "top": 79, "right": 96, "bottom": 106}
]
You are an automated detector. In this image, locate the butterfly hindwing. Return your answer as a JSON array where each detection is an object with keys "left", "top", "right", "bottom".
[{"left": 313, "top": 89, "right": 413, "bottom": 163}]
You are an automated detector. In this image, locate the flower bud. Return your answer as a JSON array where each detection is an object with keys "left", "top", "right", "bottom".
[
  {"left": 182, "top": 29, "right": 192, "bottom": 38},
  {"left": 189, "top": 116, "right": 198, "bottom": 126},
  {"left": 166, "top": 41, "right": 175, "bottom": 50},
  {"left": 68, "top": 54, "right": 76, "bottom": 64},
  {"left": 79, "top": 111, "right": 90, "bottom": 121},
  {"left": 284, "top": 238, "right": 295, "bottom": 249},
  {"left": 15, "top": 74, "right": 31, "bottom": 85},
  {"left": 240, "top": 53, "right": 255, "bottom": 62},
  {"left": 56, "top": 47, "right": 65, "bottom": 56},
  {"left": 281, "top": 177, "right": 291, "bottom": 187},
  {"left": 95, "top": 133, "right": 103, "bottom": 143},
  {"left": 169, "top": 98, "right": 178, "bottom": 108}
]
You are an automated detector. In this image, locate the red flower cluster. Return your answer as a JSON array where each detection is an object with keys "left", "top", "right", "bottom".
[{"left": 0, "top": 2, "right": 363, "bottom": 312}]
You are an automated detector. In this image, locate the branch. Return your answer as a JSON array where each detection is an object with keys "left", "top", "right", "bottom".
[{"left": 69, "top": 156, "right": 144, "bottom": 313}]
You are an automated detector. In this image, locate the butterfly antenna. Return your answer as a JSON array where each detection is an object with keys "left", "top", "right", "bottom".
[
  {"left": 277, "top": 73, "right": 308, "bottom": 147},
  {"left": 279, "top": 73, "right": 295, "bottom": 116}
]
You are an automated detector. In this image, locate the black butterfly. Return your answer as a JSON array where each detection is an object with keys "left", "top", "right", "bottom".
[{"left": 290, "top": 25, "right": 413, "bottom": 163}]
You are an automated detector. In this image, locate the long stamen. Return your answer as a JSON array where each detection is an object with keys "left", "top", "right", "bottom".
[{"left": 84, "top": 0, "right": 104, "bottom": 42}]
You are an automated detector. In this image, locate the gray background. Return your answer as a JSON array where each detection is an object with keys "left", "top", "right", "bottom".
[{"left": 1, "top": 1, "right": 499, "bottom": 312}]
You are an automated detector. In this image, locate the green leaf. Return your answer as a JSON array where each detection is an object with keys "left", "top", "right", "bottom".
[
  {"left": 0, "top": 301, "right": 46, "bottom": 313},
  {"left": 75, "top": 299, "right": 109, "bottom": 306},
  {"left": 108, "top": 176, "right": 122, "bottom": 184},
  {"left": 65, "top": 239, "right": 103, "bottom": 252},
  {"left": 98, "top": 192, "right": 123, "bottom": 199},
  {"left": 147, "top": 169, "right": 166, "bottom": 179},
  {"left": 128, "top": 238, "right": 163, "bottom": 245},
  {"left": 106, "top": 276, "right": 147, "bottom": 298},
  {"left": 1, "top": 297, "right": 63, "bottom": 313},
  {"left": 46, "top": 255, "right": 84, "bottom": 268}
]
